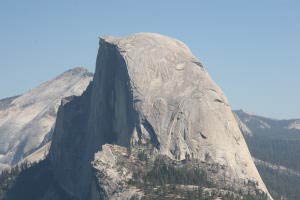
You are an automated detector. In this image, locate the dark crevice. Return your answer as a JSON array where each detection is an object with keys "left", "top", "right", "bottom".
[
  {"left": 199, "top": 132, "right": 207, "bottom": 139},
  {"left": 141, "top": 119, "right": 160, "bottom": 149},
  {"left": 214, "top": 99, "right": 224, "bottom": 103},
  {"left": 192, "top": 61, "right": 204, "bottom": 68}
]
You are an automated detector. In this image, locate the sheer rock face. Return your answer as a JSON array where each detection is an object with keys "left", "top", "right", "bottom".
[
  {"left": 0, "top": 68, "right": 93, "bottom": 169},
  {"left": 49, "top": 33, "right": 271, "bottom": 199}
]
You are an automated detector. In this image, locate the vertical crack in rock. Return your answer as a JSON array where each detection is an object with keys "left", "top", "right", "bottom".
[{"left": 141, "top": 118, "right": 160, "bottom": 149}]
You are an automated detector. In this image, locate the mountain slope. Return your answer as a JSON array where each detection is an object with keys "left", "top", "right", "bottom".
[
  {"left": 0, "top": 68, "right": 93, "bottom": 170},
  {"left": 234, "top": 110, "right": 300, "bottom": 200},
  {"left": 234, "top": 110, "right": 300, "bottom": 171},
  {"left": 4, "top": 33, "right": 272, "bottom": 200}
]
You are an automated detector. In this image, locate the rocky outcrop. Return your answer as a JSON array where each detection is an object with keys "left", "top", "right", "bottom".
[
  {"left": 92, "top": 145, "right": 144, "bottom": 200},
  {"left": 92, "top": 144, "right": 269, "bottom": 200},
  {"left": 48, "top": 33, "right": 272, "bottom": 199},
  {"left": 0, "top": 67, "right": 93, "bottom": 170}
]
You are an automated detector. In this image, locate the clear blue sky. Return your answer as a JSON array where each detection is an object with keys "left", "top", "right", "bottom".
[{"left": 0, "top": 0, "right": 299, "bottom": 119}]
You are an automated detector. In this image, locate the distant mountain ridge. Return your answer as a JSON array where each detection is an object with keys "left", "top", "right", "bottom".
[
  {"left": 234, "top": 110, "right": 300, "bottom": 199},
  {"left": 234, "top": 109, "right": 300, "bottom": 171},
  {"left": 0, "top": 96, "right": 21, "bottom": 111},
  {"left": 0, "top": 67, "right": 93, "bottom": 170},
  {"left": 235, "top": 109, "right": 300, "bottom": 131}
]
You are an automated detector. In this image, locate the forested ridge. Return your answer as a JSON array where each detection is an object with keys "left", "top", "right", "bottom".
[{"left": 235, "top": 110, "right": 300, "bottom": 200}]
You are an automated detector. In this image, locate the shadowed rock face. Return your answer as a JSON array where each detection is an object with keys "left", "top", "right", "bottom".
[
  {"left": 49, "top": 33, "right": 271, "bottom": 199},
  {"left": 0, "top": 68, "right": 93, "bottom": 170}
]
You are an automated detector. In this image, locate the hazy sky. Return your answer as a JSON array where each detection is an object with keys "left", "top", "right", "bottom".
[{"left": 0, "top": 0, "right": 299, "bottom": 119}]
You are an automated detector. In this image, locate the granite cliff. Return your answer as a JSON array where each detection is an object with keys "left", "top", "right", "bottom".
[{"left": 4, "top": 33, "right": 273, "bottom": 200}]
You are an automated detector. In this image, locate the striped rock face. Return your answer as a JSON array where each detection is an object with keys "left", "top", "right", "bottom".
[{"left": 49, "top": 33, "right": 272, "bottom": 199}]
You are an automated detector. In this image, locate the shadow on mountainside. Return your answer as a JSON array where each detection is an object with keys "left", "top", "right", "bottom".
[{"left": 4, "top": 160, "right": 72, "bottom": 200}]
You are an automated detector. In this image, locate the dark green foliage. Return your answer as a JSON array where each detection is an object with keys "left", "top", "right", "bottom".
[
  {"left": 0, "top": 161, "right": 30, "bottom": 199},
  {"left": 140, "top": 184, "right": 268, "bottom": 200},
  {"left": 4, "top": 160, "right": 52, "bottom": 200},
  {"left": 241, "top": 192, "right": 268, "bottom": 200},
  {"left": 246, "top": 135, "right": 300, "bottom": 200},
  {"left": 257, "top": 164, "right": 300, "bottom": 200},
  {"left": 137, "top": 151, "right": 148, "bottom": 161},
  {"left": 235, "top": 110, "right": 300, "bottom": 172},
  {"left": 235, "top": 110, "right": 300, "bottom": 199},
  {"left": 247, "top": 136, "right": 300, "bottom": 172},
  {"left": 131, "top": 157, "right": 268, "bottom": 200},
  {"left": 143, "top": 157, "right": 211, "bottom": 187},
  {"left": 2, "top": 160, "right": 72, "bottom": 200}
]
